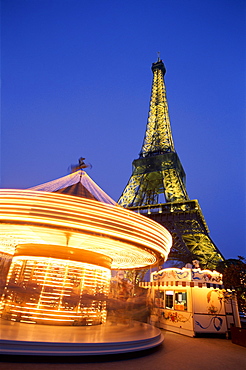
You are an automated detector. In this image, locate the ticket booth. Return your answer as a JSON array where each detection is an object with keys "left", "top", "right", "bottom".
[{"left": 140, "top": 268, "right": 240, "bottom": 337}]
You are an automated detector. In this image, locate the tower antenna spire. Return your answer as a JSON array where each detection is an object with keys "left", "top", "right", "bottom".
[{"left": 157, "top": 51, "right": 161, "bottom": 61}]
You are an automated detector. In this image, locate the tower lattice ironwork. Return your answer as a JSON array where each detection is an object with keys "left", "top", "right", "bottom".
[{"left": 118, "top": 58, "right": 224, "bottom": 269}]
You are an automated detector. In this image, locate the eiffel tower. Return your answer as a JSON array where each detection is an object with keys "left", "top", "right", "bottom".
[{"left": 118, "top": 58, "right": 224, "bottom": 269}]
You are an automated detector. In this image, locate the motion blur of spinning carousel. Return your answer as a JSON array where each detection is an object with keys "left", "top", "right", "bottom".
[{"left": 0, "top": 158, "right": 172, "bottom": 356}]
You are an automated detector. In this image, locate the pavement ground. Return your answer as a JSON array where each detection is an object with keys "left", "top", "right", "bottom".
[{"left": 1, "top": 330, "right": 245, "bottom": 370}]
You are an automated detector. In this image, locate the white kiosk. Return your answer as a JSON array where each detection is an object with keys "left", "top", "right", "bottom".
[{"left": 140, "top": 267, "right": 240, "bottom": 337}]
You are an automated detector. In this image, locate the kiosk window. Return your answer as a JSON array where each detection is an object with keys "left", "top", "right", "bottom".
[
  {"left": 165, "top": 291, "right": 174, "bottom": 309},
  {"left": 174, "top": 292, "right": 187, "bottom": 311}
]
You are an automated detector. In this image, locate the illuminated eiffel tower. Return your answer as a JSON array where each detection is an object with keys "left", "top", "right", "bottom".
[{"left": 118, "top": 58, "right": 224, "bottom": 269}]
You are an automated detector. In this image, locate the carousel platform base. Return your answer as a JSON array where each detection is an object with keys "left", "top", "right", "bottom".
[{"left": 0, "top": 318, "right": 163, "bottom": 356}]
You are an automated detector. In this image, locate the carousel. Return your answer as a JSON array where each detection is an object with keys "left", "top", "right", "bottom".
[{"left": 0, "top": 164, "right": 172, "bottom": 355}]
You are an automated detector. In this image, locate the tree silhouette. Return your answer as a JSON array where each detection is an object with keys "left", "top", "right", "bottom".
[{"left": 216, "top": 256, "right": 246, "bottom": 313}]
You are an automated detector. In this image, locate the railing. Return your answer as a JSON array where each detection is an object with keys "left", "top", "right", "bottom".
[{"left": 128, "top": 200, "right": 209, "bottom": 233}]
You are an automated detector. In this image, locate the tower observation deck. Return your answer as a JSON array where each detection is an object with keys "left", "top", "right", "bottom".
[{"left": 118, "top": 58, "right": 224, "bottom": 269}]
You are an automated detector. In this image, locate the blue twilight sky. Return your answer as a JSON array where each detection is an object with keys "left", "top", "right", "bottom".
[{"left": 1, "top": 0, "right": 245, "bottom": 260}]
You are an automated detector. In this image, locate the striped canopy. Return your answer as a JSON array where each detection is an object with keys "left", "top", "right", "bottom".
[{"left": 29, "top": 170, "right": 115, "bottom": 205}]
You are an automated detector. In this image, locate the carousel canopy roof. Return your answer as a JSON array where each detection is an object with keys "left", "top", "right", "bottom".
[
  {"left": 0, "top": 189, "right": 172, "bottom": 268},
  {"left": 28, "top": 170, "right": 115, "bottom": 205},
  {"left": 0, "top": 169, "right": 172, "bottom": 268}
]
